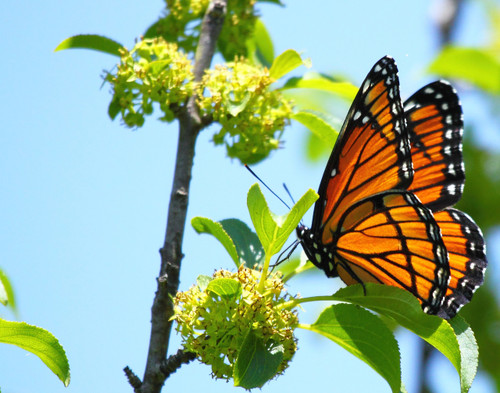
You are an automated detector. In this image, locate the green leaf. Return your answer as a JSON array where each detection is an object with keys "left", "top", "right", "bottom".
[
  {"left": 304, "top": 128, "right": 334, "bottom": 162},
  {"left": 302, "top": 303, "right": 401, "bottom": 393},
  {"left": 247, "top": 18, "right": 274, "bottom": 68},
  {"left": 191, "top": 217, "right": 240, "bottom": 267},
  {"left": 428, "top": 46, "right": 500, "bottom": 93},
  {"left": 257, "top": 0, "right": 284, "bottom": 5},
  {"left": 206, "top": 278, "right": 242, "bottom": 299},
  {"left": 247, "top": 184, "right": 317, "bottom": 256},
  {"left": 219, "top": 219, "right": 264, "bottom": 268},
  {"left": 196, "top": 275, "right": 212, "bottom": 291},
  {"left": 332, "top": 283, "right": 472, "bottom": 392},
  {"left": 227, "top": 93, "right": 252, "bottom": 117},
  {"left": 450, "top": 316, "right": 479, "bottom": 393},
  {"left": 281, "top": 75, "right": 358, "bottom": 101},
  {"left": 269, "top": 49, "right": 311, "bottom": 80},
  {"left": 292, "top": 110, "right": 339, "bottom": 145},
  {"left": 107, "top": 97, "right": 121, "bottom": 120},
  {"left": 0, "top": 269, "right": 15, "bottom": 311},
  {"left": 234, "top": 329, "right": 284, "bottom": 389},
  {"left": 0, "top": 319, "right": 70, "bottom": 386},
  {"left": 54, "top": 34, "right": 123, "bottom": 57}
]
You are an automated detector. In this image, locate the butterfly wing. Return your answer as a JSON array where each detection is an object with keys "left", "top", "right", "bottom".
[
  {"left": 310, "top": 56, "right": 413, "bottom": 248},
  {"left": 432, "top": 209, "right": 487, "bottom": 319},
  {"left": 404, "top": 81, "right": 487, "bottom": 317},
  {"left": 332, "top": 190, "right": 449, "bottom": 314},
  {"left": 404, "top": 81, "right": 464, "bottom": 211}
]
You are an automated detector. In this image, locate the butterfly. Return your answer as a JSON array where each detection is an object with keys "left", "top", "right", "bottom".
[{"left": 296, "top": 56, "right": 487, "bottom": 319}]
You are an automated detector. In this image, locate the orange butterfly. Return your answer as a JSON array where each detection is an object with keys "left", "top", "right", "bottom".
[{"left": 297, "top": 56, "right": 487, "bottom": 319}]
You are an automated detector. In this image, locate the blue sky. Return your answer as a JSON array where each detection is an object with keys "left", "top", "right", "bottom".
[{"left": 1, "top": 1, "right": 499, "bottom": 392}]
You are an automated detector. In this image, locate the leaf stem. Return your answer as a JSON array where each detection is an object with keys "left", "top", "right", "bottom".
[{"left": 278, "top": 295, "right": 336, "bottom": 310}]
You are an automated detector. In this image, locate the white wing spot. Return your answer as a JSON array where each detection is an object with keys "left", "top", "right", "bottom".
[
  {"left": 353, "top": 111, "right": 361, "bottom": 121},
  {"left": 362, "top": 79, "right": 371, "bottom": 94},
  {"left": 448, "top": 163, "right": 456, "bottom": 176},
  {"left": 442, "top": 103, "right": 449, "bottom": 110},
  {"left": 331, "top": 168, "right": 337, "bottom": 177},
  {"left": 447, "top": 184, "right": 456, "bottom": 195},
  {"left": 425, "top": 87, "right": 434, "bottom": 94},
  {"left": 374, "top": 64, "right": 382, "bottom": 72}
]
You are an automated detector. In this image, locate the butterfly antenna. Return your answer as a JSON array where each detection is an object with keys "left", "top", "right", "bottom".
[
  {"left": 273, "top": 239, "right": 300, "bottom": 268},
  {"left": 282, "top": 183, "right": 296, "bottom": 205},
  {"left": 245, "top": 164, "right": 291, "bottom": 210}
]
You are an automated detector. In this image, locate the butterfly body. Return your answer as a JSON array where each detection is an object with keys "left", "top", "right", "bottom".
[{"left": 297, "top": 56, "right": 487, "bottom": 319}]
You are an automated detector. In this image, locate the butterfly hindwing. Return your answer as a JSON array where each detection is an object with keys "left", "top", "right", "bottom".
[
  {"left": 334, "top": 191, "right": 449, "bottom": 314},
  {"left": 404, "top": 81, "right": 465, "bottom": 211},
  {"left": 311, "top": 56, "right": 413, "bottom": 246},
  {"left": 433, "top": 209, "right": 487, "bottom": 318}
]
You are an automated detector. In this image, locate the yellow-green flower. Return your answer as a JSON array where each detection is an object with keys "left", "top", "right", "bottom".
[
  {"left": 198, "top": 59, "right": 293, "bottom": 163},
  {"left": 173, "top": 265, "right": 298, "bottom": 381},
  {"left": 105, "top": 38, "right": 194, "bottom": 128}
]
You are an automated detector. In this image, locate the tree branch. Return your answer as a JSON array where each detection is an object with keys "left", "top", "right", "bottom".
[{"left": 137, "top": 2, "right": 227, "bottom": 393}]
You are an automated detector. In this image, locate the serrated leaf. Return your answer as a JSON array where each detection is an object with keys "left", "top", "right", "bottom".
[
  {"left": 196, "top": 275, "right": 212, "bottom": 291},
  {"left": 220, "top": 219, "right": 264, "bottom": 268},
  {"left": 450, "top": 316, "right": 478, "bottom": 393},
  {"left": 302, "top": 303, "right": 401, "bottom": 393},
  {"left": 0, "top": 269, "right": 15, "bottom": 311},
  {"left": 331, "top": 283, "right": 471, "bottom": 392},
  {"left": 192, "top": 217, "right": 240, "bottom": 267},
  {"left": 206, "top": 278, "right": 242, "bottom": 299},
  {"left": 54, "top": 34, "right": 123, "bottom": 57},
  {"left": 281, "top": 76, "right": 358, "bottom": 101},
  {"left": 233, "top": 329, "right": 284, "bottom": 389},
  {"left": 428, "top": 46, "right": 500, "bottom": 93},
  {"left": 247, "top": 184, "right": 317, "bottom": 256},
  {"left": 292, "top": 110, "right": 339, "bottom": 145},
  {"left": 0, "top": 319, "right": 70, "bottom": 386},
  {"left": 269, "top": 49, "right": 310, "bottom": 80}
]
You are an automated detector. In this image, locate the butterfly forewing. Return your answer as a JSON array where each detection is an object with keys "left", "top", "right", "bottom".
[
  {"left": 404, "top": 81, "right": 465, "bottom": 211},
  {"left": 334, "top": 191, "right": 449, "bottom": 314},
  {"left": 312, "top": 57, "right": 413, "bottom": 245}
]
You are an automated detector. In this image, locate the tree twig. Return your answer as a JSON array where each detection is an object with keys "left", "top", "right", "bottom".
[
  {"left": 159, "top": 349, "right": 197, "bottom": 379},
  {"left": 124, "top": 366, "right": 142, "bottom": 392},
  {"left": 137, "top": 2, "right": 227, "bottom": 392}
]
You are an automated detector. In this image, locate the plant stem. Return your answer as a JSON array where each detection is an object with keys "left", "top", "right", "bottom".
[
  {"left": 139, "top": 2, "right": 227, "bottom": 392},
  {"left": 278, "top": 295, "right": 336, "bottom": 310}
]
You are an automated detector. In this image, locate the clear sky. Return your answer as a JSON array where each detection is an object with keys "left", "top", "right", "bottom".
[{"left": 1, "top": 1, "right": 499, "bottom": 393}]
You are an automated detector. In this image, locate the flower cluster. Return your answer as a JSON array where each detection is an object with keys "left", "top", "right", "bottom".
[
  {"left": 152, "top": 0, "right": 257, "bottom": 59},
  {"left": 198, "top": 59, "right": 293, "bottom": 164},
  {"left": 173, "top": 265, "right": 298, "bottom": 381},
  {"left": 105, "top": 38, "right": 194, "bottom": 128}
]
